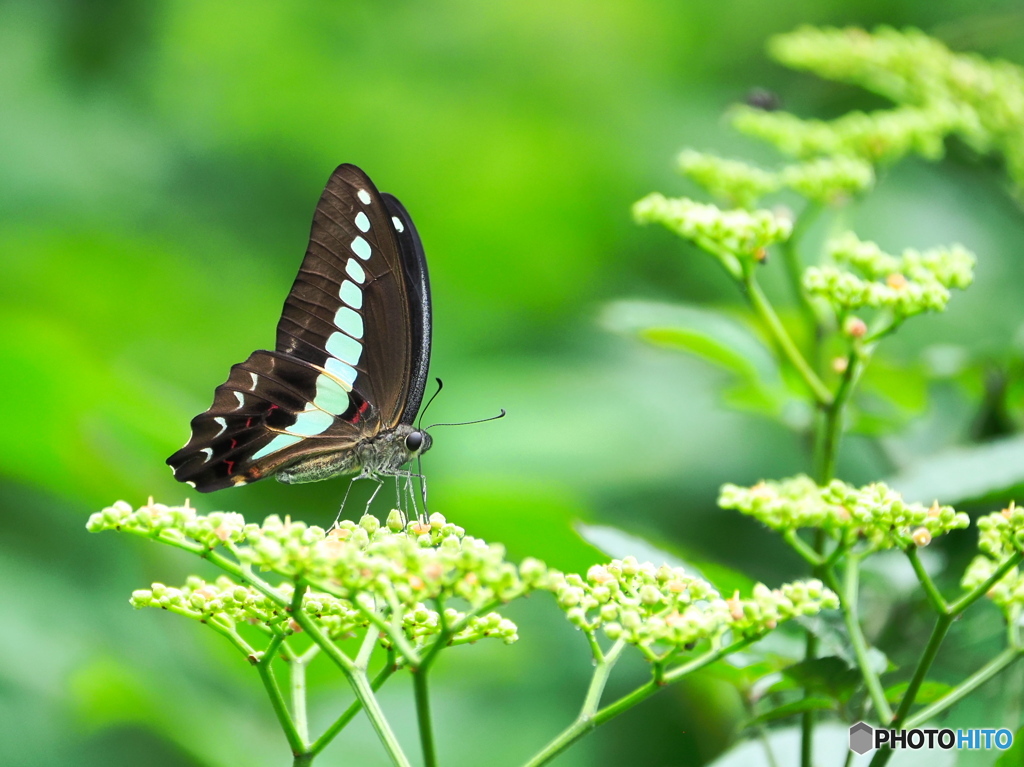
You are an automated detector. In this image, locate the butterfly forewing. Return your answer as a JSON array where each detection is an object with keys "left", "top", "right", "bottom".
[
  {"left": 167, "top": 164, "right": 431, "bottom": 492},
  {"left": 276, "top": 165, "right": 421, "bottom": 426}
]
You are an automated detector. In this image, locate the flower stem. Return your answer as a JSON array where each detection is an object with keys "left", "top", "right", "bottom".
[
  {"left": 412, "top": 668, "right": 437, "bottom": 767},
  {"left": 839, "top": 557, "right": 892, "bottom": 722},
  {"left": 256, "top": 638, "right": 306, "bottom": 757},
  {"left": 523, "top": 635, "right": 758, "bottom": 767},
  {"left": 904, "top": 648, "right": 1023, "bottom": 730},
  {"left": 947, "top": 552, "right": 1024, "bottom": 616},
  {"left": 310, "top": 653, "right": 397, "bottom": 756},
  {"left": 743, "top": 273, "right": 833, "bottom": 407},
  {"left": 779, "top": 203, "right": 824, "bottom": 364},
  {"left": 296, "top": 616, "right": 411, "bottom": 767},
  {"left": 291, "top": 653, "right": 309, "bottom": 746},
  {"left": 904, "top": 548, "right": 948, "bottom": 613}
]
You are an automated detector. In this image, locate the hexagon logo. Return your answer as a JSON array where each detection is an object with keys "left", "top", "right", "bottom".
[{"left": 849, "top": 721, "right": 874, "bottom": 754}]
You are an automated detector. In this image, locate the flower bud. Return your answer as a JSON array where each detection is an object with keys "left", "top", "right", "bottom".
[{"left": 844, "top": 316, "right": 867, "bottom": 338}]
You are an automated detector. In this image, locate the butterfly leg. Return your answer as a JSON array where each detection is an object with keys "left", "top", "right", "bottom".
[
  {"left": 331, "top": 477, "right": 360, "bottom": 531},
  {"left": 387, "top": 469, "right": 428, "bottom": 522},
  {"left": 363, "top": 477, "right": 384, "bottom": 518}
]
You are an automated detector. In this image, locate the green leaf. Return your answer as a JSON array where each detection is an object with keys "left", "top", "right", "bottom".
[
  {"left": 779, "top": 656, "right": 862, "bottom": 701},
  {"left": 887, "top": 434, "right": 1024, "bottom": 505},
  {"left": 883, "top": 680, "right": 953, "bottom": 705},
  {"left": 601, "top": 300, "right": 789, "bottom": 417},
  {"left": 746, "top": 697, "right": 835, "bottom": 726}
]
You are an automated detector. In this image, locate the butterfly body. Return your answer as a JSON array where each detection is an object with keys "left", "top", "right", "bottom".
[
  {"left": 167, "top": 165, "right": 433, "bottom": 493},
  {"left": 277, "top": 425, "right": 432, "bottom": 485}
]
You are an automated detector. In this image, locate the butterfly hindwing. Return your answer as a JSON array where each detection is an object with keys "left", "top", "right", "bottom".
[
  {"left": 381, "top": 193, "right": 431, "bottom": 425},
  {"left": 167, "top": 351, "right": 381, "bottom": 491},
  {"left": 167, "top": 164, "right": 431, "bottom": 492}
]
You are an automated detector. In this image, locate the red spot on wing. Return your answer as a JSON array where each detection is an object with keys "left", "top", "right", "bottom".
[
  {"left": 245, "top": 417, "right": 253, "bottom": 429},
  {"left": 230, "top": 438, "right": 238, "bottom": 450},
  {"left": 350, "top": 399, "right": 370, "bottom": 425},
  {"left": 225, "top": 460, "right": 235, "bottom": 475}
]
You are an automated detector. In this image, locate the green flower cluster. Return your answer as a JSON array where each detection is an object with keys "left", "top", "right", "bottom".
[
  {"left": 131, "top": 577, "right": 366, "bottom": 642},
  {"left": 779, "top": 156, "right": 875, "bottom": 205},
  {"left": 961, "top": 503, "right": 1024, "bottom": 612},
  {"left": 677, "top": 150, "right": 777, "bottom": 208},
  {"left": 87, "top": 498, "right": 247, "bottom": 547},
  {"left": 768, "top": 26, "right": 1024, "bottom": 188},
  {"left": 719, "top": 476, "right": 970, "bottom": 550},
  {"left": 90, "top": 501, "right": 538, "bottom": 648},
  {"left": 803, "top": 232, "right": 975, "bottom": 316},
  {"left": 548, "top": 557, "right": 836, "bottom": 659},
  {"left": 732, "top": 103, "right": 966, "bottom": 166},
  {"left": 677, "top": 150, "right": 874, "bottom": 207},
  {"left": 633, "top": 193, "right": 792, "bottom": 276}
]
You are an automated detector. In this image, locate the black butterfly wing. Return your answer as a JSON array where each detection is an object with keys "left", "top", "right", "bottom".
[
  {"left": 275, "top": 164, "right": 431, "bottom": 427},
  {"left": 167, "top": 351, "right": 381, "bottom": 491},
  {"left": 167, "top": 165, "right": 431, "bottom": 492},
  {"left": 380, "top": 192, "right": 431, "bottom": 425}
]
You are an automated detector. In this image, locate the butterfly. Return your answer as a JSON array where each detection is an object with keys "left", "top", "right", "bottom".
[{"left": 167, "top": 164, "right": 433, "bottom": 494}]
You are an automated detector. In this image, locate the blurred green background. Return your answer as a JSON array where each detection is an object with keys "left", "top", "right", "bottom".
[{"left": 5, "top": 1, "right": 1024, "bottom": 765}]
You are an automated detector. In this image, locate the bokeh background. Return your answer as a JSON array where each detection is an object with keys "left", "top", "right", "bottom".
[{"left": 5, "top": 1, "right": 1024, "bottom": 766}]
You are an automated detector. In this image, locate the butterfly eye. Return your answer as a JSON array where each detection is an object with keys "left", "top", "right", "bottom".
[{"left": 405, "top": 431, "right": 424, "bottom": 452}]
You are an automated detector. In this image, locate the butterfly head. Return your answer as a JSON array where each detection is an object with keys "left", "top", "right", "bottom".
[{"left": 402, "top": 426, "right": 432, "bottom": 457}]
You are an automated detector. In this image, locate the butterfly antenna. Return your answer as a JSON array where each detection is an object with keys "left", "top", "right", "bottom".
[
  {"left": 427, "top": 408, "right": 506, "bottom": 429},
  {"left": 417, "top": 378, "right": 444, "bottom": 429}
]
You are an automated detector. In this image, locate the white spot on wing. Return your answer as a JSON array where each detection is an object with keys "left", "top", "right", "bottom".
[
  {"left": 345, "top": 259, "right": 366, "bottom": 283},
  {"left": 392, "top": 216, "right": 405, "bottom": 233},
  {"left": 233, "top": 391, "right": 245, "bottom": 409},
  {"left": 249, "top": 372, "right": 258, "bottom": 390},
  {"left": 334, "top": 306, "right": 364, "bottom": 339},
  {"left": 213, "top": 416, "right": 227, "bottom": 437},
  {"left": 324, "top": 356, "right": 358, "bottom": 388},
  {"left": 253, "top": 433, "right": 303, "bottom": 459},
  {"left": 325, "top": 332, "right": 361, "bottom": 366},
  {"left": 339, "top": 279, "right": 362, "bottom": 309},
  {"left": 354, "top": 211, "right": 370, "bottom": 232},
  {"left": 200, "top": 447, "right": 214, "bottom": 462},
  {"left": 357, "top": 189, "right": 371, "bottom": 204},
  {"left": 351, "top": 236, "right": 371, "bottom": 260},
  {"left": 288, "top": 409, "right": 333, "bottom": 436},
  {"left": 186, "top": 481, "right": 197, "bottom": 488}
]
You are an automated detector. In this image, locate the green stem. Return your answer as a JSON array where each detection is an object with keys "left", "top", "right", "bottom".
[
  {"left": 412, "top": 668, "right": 437, "bottom": 767},
  {"left": 291, "top": 654, "right": 309, "bottom": 745},
  {"left": 816, "top": 350, "right": 859, "bottom": 485},
  {"left": 947, "top": 552, "right": 1024, "bottom": 615},
  {"left": 840, "top": 557, "right": 892, "bottom": 722},
  {"left": 291, "top": 612, "right": 412, "bottom": 767},
  {"left": 904, "top": 548, "right": 948, "bottom": 613},
  {"left": 779, "top": 203, "right": 824, "bottom": 362},
  {"left": 287, "top": 585, "right": 310, "bottom": 745},
  {"left": 256, "top": 639, "right": 306, "bottom": 757},
  {"left": 894, "top": 614, "right": 954, "bottom": 727},
  {"left": 310, "top": 652, "right": 397, "bottom": 757},
  {"left": 783, "top": 530, "right": 825, "bottom": 567},
  {"left": 743, "top": 272, "right": 833, "bottom": 407},
  {"left": 903, "top": 648, "right": 1023, "bottom": 730},
  {"left": 522, "top": 639, "right": 627, "bottom": 767},
  {"left": 524, "top": 635, "right": 757, "bottom": 767},
  {"left": 800, "top": 611, "right": 818, "bottom": 767}
]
